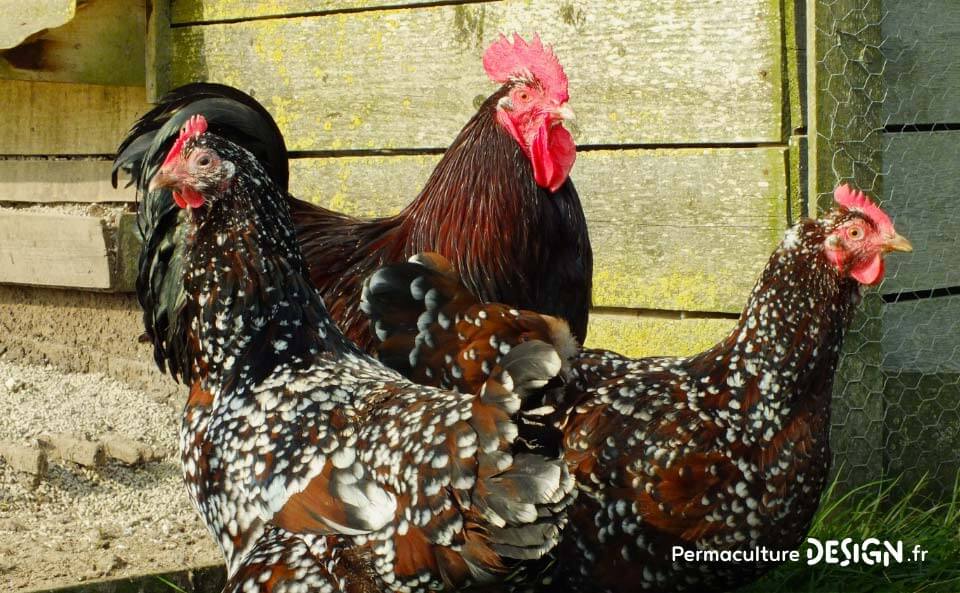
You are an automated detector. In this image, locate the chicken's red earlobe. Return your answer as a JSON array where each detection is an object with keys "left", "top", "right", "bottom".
[
  {"left": 850, "top": 253, "right": 885, "bottom": 285},
  {"left": 530, "top": 122, "right": 576, "bottom": 193}
]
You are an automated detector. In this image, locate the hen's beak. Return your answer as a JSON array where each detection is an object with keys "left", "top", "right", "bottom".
[
  {"left": 883, "top": 232, "right": 913, "bottom": 253},
  {"left": 148, "top": 169, "right": 179, "bottom": 193},
  {"left": 554, "top": 103, "right": 575, "bottom": 122}
]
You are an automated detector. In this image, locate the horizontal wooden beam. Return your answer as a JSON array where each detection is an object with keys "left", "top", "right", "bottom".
[
  {"left": 0, "top": 159, "right": 135, "bottom": 203},
  {"left": 0, "top": 80, "right": 149, "bottom": 155},
  {"left": 0, "top": 0, "right": 145, "bottom": 86},
  {"left": 883, "top": 295, "right": 960, "bottom": 374},
  {"left": 881, "top": 130, "right": 960, "bottom": 294},
  {"left": 2, "top": 146, "right": 787, "bottom": 309},
  {"left": 0, "top": 211, "right": 113, "bottom": 289},
  {"left": 162, "top": 0, "right": 783, "bottom": 150},
  {"left": 171, "top": 0, "right": 450, "bottom": 23},
  {"left": 883, "top": 0, "right": 960, "bottom": 125},
  {"left": 289, "top": 146, "right": 789, "bottom": 313}
]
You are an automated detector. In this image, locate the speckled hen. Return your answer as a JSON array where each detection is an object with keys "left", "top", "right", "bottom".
[
  {"left": 145, "top": 115, "right": 576, "bottom": 593},
  {"left": 360, "top": 186, "right": 913, "bottom": 592}
]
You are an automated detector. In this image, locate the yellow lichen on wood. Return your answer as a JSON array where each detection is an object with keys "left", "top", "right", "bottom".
[
  {"left": 0, "top": 0, "right": 145, "bottom": 86},
  {"left": 575, "top": 147, "right": 788, "bottom": 312},
  {"left": 0, "top": 0, "right": 74, "bottom": 49},
  {"left": 585, "top": 312, "right": 734, "bottom": 359},
  {"left": 286, "top": 146, "right": 787, "bottom": 313},
  {"left": 170, "top": 1, "right": 420, "bottom": 24},
  {"left": 0, "top": 80, "right": 148, "bottom": 154},
  {"left": 163, "top": 0, "right": 783, "bottom": 151}
]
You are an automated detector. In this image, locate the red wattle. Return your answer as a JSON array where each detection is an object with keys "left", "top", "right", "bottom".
[
  {"left": 531, "top": 122, "right": 576, "bottom": 193},
  {"left": 182, "top": 187, "right": 205, "bottom": 209},
  {"left": 851, "top": 254, "right": 885, "bottom": 285},
  {"left": 172, "top": 187, "right": 205, "bottom": 209}
]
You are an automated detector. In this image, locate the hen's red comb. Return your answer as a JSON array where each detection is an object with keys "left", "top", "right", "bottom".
[
  {"left": 161, "top": 114, "right": 208, "bottom": 169},
  {"left": 483, "top": 33, "right": 569, "bottom": 104},
  {"left": 834, "top": 184, "right": 894, "bottom": 232}
]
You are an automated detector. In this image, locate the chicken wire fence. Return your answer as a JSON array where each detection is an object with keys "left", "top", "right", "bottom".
[{"left": 813, "top": 0, "right": 960, "bottom": 496}]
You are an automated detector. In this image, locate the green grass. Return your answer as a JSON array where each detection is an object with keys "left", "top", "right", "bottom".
[
  {"left": 741, "top": 474, "right": 960, "bottom": 593},
  {"left": 154, "top": 575, "right": 190, "bottom": 593}
]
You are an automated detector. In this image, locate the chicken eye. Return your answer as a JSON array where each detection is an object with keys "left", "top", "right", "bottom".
[
  {"left": 848, "top": 226, "right": 863, "bottom": 240},
  {"left": 197, "top": 154, "right": 212, "bottom": 167},
  {"left": 517, "top": 91, "right": 530, "bottom": 102}
]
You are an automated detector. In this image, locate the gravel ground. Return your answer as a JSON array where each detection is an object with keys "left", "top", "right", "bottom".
[{"left": 0, "top": 360, "right": 220, "bottom": 592}]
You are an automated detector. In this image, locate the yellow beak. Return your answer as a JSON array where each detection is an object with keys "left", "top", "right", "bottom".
[
  {"left": 883, "top": 232, "right": 913, "bottom": 253},
  {"left": 148, "top": 169, "right": 179, "bottom": 193}
]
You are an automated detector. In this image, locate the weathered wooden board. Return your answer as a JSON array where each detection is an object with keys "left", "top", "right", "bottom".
[
  {"left": 883, "top": 0, "right": 960, "bottom": 125},
  {"left": 289, "top": 147, "right": 788, "bottom": 313},
  {"left": 0, "top": 80, "right": 148, "bottom": 155},
  {"left": 0, "top": 0, "right": 74, "bottom": 49},
  {"left": 785, "top": 0, "right": 806, "bottom": 134},
  {"left": 880, "top": 131, "right": 960, "bottom": 294},
  {"left": 0, "top": 211, "right": 112, "bottom": 289},
  {"left": 577, "top": 148, "right": 787, "bottom": 312},
  {"left": 585, "top": 312, "right": 734, "bottom": 359},
  {"left": 171, "top": 0, "right": 453, "bottom": 23},
  {"left": 0, "top": 0, "right": 145, "bottom": 86},
  {"left": 161, "top": 0, "right": 783, "bottom": 150},
  {"left": 882, "top": 295, "right": 960, "bottom": 374},
  {"left": 0, "top": 160, "right": 136, "bottom": 203},
  {"left": 289, "top": 153, "right": 437, "bottom": 216}
]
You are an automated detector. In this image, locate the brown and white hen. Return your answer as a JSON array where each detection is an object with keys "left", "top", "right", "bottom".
[{"left": 361, "top": 185, "right": 912, "bottom": 592}]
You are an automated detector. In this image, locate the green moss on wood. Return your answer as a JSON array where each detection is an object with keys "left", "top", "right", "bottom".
[{"left": 114, "top": 213, "right": 140, "bottom": 292}]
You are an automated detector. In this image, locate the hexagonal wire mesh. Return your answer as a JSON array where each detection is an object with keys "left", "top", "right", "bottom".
[{"left": 813, "top": 0, "right": 959, "bottom": 495}]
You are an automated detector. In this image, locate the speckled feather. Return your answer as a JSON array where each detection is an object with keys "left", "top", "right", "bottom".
[
  {"left": 149, "top": 128, "right": 576, "bottom": 593},
  {"left": 362, "top": 209, "right": 883, "bottom": 592}
]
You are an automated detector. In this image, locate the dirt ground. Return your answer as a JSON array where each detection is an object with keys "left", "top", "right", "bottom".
[{"left": 0, "top": 359, "right": 220, "bottom": 592}]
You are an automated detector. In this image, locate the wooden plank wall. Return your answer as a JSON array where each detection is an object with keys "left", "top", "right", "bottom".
[
  {"left": 877, "top": 0, "right": 960, "bottom": 490},
  {"left": 0, "top": 0, "right": 805, "bottom": 359},
  {"left": 0, "top": 0, "right": 148, "bottom": 292},
  {"left": 151, "top": 0, "right": 803, "bottom": 357}
]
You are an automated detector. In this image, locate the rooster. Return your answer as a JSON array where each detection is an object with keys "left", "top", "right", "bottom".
[
  {"left": 146, "top": 114, "right": 576, "bottom": 592},
  {"left": 294, "top": 33, "right": 590, "bottom": 349},
  {"left": 113, "top": 33, "right": 591, "bottom": 383},
  {"left": 361, "top": 185, "right": 913, "bottom": 592}
]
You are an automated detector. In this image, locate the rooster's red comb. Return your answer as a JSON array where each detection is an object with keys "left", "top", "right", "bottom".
[
  {"left": 162, "top": 114, "right": 209, "bottom": 169},
  {"left": 483, "top": 33, "right": 569, "bottom": 104},
  {"left": 834, "top": 184, "right": 894, "bottom": 232}
]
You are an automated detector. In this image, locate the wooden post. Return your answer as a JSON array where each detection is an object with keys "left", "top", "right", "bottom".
[
  {"left": 806, "top": 0, "right": 886, "bottom": 488},
  {"left": 146, "top": 0, "right": 172, "bottom": 102}
]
